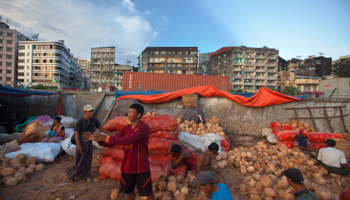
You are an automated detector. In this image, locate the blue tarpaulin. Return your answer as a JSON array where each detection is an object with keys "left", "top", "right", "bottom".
[
  {"left": 0, "top": 85, "right": 57, "bottom": 97},
  {"left": 114, "top": 90, "right": 166, "bottom": 99}
]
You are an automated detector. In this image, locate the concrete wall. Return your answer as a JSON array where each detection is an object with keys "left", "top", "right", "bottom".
[{"left": 2, "top": 92, "right": 349, "bottom": 135}]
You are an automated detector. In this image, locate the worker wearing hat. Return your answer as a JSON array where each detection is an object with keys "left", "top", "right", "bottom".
[
  {"left": 192, "top": 171, "right": 232, "bottom": 200},
  {"left": 282, "top": 168, "right": 318, "bottom": 200}
]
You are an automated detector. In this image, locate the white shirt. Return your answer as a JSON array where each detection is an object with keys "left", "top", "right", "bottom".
[{"left": 317, "top": 147, "right": 347, "bottom": 168}]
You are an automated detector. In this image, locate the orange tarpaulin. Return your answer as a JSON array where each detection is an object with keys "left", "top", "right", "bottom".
[{"left": 116, "top": 85, "right": 301, "bottom": 107}]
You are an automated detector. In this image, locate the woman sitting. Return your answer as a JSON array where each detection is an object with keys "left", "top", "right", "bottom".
[{"left": 46, "top": 116, "right": 65, "bottom": 143}]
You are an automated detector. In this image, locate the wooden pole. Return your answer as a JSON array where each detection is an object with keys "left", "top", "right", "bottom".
[
  {"left": 307, "top": 107, "right": 318, "bottom": 131},
  {"left": 323, "top": 108, "right": 334, "bottom": 133},
  {"left": 339, "top": 106, "right": 347, "bottom": 133}
]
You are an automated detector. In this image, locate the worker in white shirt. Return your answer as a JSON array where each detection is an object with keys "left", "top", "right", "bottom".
[{"left": 316, "top": 139, "right": 350, "bottom": 175}]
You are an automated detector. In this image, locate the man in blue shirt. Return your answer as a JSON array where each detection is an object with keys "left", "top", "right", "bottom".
[
  {"left": 294, "top": 129, "right": 317, "bottom": 159},
  {"left": 192, "top": 171, "right": 233, "bottom": 200}
]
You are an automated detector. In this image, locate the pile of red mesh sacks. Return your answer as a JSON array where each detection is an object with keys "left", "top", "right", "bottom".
[
  {"left": 98, "top": 115, "right": 179, "bottom": 181},
  {"left": 271, "top": 122, "right": 341, "bottom": 149}
]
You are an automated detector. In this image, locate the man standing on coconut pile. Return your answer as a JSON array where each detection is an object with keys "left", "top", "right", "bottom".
[
  {"left": 192, "top": 171, "right": 233, "bottom": 200},
  {"left": 316, "top": 139, "right": 350, "bottom": 175},
  {"left": 294, "top": 129, "right": 317, "bottom": 159},
  {"left": 83, "top": 104, "right": 155, "bottom": 200},
  {"left": 282, "top": 168, "right": 319, "bottom": 200},
  {"left": 196, "top": 143, "right": 224, "bottom": 182}
]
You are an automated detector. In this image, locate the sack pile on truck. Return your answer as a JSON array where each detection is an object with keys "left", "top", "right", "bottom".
[
  {"left": 99, "top": 114, "right": 180, "bottom": 181},
  {"left": 271, "top": 121, "right": 342, "bottom": 149}
]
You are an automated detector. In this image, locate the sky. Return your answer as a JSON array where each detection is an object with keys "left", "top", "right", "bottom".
[{"left": 1, "top": 0, "right": 349, "bottom": 66}]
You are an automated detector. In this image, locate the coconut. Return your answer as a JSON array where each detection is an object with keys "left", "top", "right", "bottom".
[
  {"left": 252, "top": 173, "right": 261, "bottom": 181},
  {"left": 2, "top": 156, "right": 10, "bottom": 163},
  {"left": 156, "top": 181, "right": 167, "bottom": 192},
  {"left": 247, "top": 187, "right": 261, "bottom": 195},
  {"left": 26, "top": 157, "right": 36, "bottom": 167},
  {"left": 155, "top": 191, "right": 164, "bottom": 200},
  {"left": 18, "top": 167, "right": 26, "bottom": 173},
  {"left": 304, "top": 177, "right": 313, "bottom": 190},
  {"left": 168, "top": 175, "right": 177, "bottom": 183},
  {"left": 1, "top": 167, "right": 16, "bottom": 177},
  {"left": 11, "top": 162, "right": 23, "bottom": 170},
  {"left": 316, "top": 177, "right": 327, "bottom": 185},
  {"left": 307, "top": 160, "right": 315, "bottom": 166},
  {"left": 10, "top": 158, "right": 20, "bottom": 165},
  {"left": 274, "top": 170, "right": 282, "bottom": 177},
  {"left": 287, "top": 162, "right": 294, "bottom": 168},
  {"left": 310, "top": 166, "right": 319, "bottom": 173},
  {"left": 110, "top": 188, "right": 119, "bottom": 200},
  {"left": 284, "top": 188, "right": 295, "bottom": 200},
  {"left": 227, "top": 156, "right": 235, "bottom": 166},
  {"left": 180, "top": 187, "right": 189, "bottom": 196},
  {"left": 247, "top": 166, "right": 255, "bottom": 173},
  {"left": 277, "top": 189, "right": 285, "bottom": 199},
  {"left": 35, "top": 164, "right": 44, "bottom": 171},
  {"left": 330, "top": 173, "right": 340, "bottom": 179},
  {"left": 5, "top": 177, "right": 18, "bottom": 187},
  {"left": 176, "top": 175, "right": 185, "bottom": 184},
  {"left": 14, "top": 172, "right": 26, "bottom": 182},
  {"left": 239, "top": 183, "right": 247, "bottom": 193},
  {"left": 241, "top": 152, "right": 247, "bottom": 158},
  {"left": 194, "top": 195, "right": 207, "bottom": 200},
  {"left": 277, "top": 176, "right": 289, "bottom": 189},
  {"left": 216, "top": 154, "right": 222, "bottom": 161},
  {"left": 319, "top": 167, "right": 328, "bottom": 175},
  {"left": 312, "top": 172, "right": 322, "bottom": 178},
  {"left": 244, "top": 176, "right": 257, "bottom": 187},
  {"left": 25, "top": 168, "right": 34, "bottom": 175},
  {"left": 260, "top": 175, "right": 273, "bottom": 188},
  {"left": 167, "top": 181, "right": 177, "bottom": 193},
  {"left": 217, "top": 160, "right": 227, "bottom": 169},
  {"left": 315, "top": 186, "right": 332, "bottom": 200},
  {"left": 254, "top": 181, "right": 264, "bottom": 191},
  {"left": 268, "top": 174, "right": 277, "bottom": 183},
  {"left": 15, "top": 153, "right": 25, "bottom": 160},
  {"left": 162, "top": 191, "right": 172, "bottom": 200},
  {"left": 249, "top": 195, "right": 262, "bottom": 200},
  {"left": 29, "top": 164, "right": 36, "bottom": 170},
  {"left": 243, "top": 161, "right": 250, "bottom": 167},
  {"left": 305, "top": 172, "right": 312, "bottom": 179},
  {"left": 263, "top": 187, "right": 277, "bottom": 198},
  {"left": 241, "top": 167, "right": 247, "bottom": 175},
  {"left": 174, "top": 190, "right": 185, "bottom": 200},
  {"left": 253, "top": 162, "right": 261, "bottom": 170}
]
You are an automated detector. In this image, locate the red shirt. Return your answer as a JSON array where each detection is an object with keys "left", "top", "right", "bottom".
[{"left": 105, "top": 121, "right": 150, "bottom": 174}]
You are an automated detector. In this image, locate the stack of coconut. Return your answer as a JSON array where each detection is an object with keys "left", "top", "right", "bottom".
[
  {"left": 214, "top": 141, "right": 347, "bottom": 200},
  {"left": 0, "top": 154, "right": 44, "bottom": 187},
  {"left": 284, "top": 120, "right": 316, "bottom": 132},
  {"left": 178, "top": 117, "right": 226, "bottom": 137},
  {"left": 144, "top": 112, "right": 158, "bottom": 117}
]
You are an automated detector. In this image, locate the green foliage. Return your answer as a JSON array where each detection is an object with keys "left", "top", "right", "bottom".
[
  {"left": 333, "top": 61, "right": 350, "bottom": 77},
  {"left": 282, "top": 85, "right": 299, "bottom": 96},
  {"left": 235, "top": 89, "right": 243, "bottom": 93},
  {"left": 29, "top": 84, "right": 50, "bottom": 90}
]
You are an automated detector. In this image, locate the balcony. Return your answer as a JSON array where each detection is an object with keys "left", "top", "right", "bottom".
[
  {"left": 256, "top": 62, "right": 266, "bottom": 66},
  {"left": 256, "top": 55, "right": 267, "bottom": 59},
  {"left": 244, "top": 68, "right": 255, "bottom": 72},
  {"left": 256, "top": 69, "right": 267, "bottom": 72},
  {"left": 256, "top": 76, "right": 267, "bottom": 79},
  {"left": 267, "top": 76, "right": 277, "bottom": 80},
  {"left": 233, "top": 68, "right": 242, "bottom": 71},
  {"left": 233, "top": 61, "right": 244, "bottom": 65},
  {"left": 233, "top": 54, "right": 244, "bottom": 58},
  {"left": 245, "top": 62, "right": 255, "bottom": 66},
  {"left": 245, "top": 55, "right": 255, "bottom": 59},
  {"left": 233, "top": 82, "right": 243, "bottom": 85},
  {"left": 268, "top": 56, "right": 278, "bottom": 60},
  {"left": 233, "top": 75, "right": 243, "bottom": 79},
  {"left": 267, "top": 63, "right": 277, "bottom": 66},
  {"left": 244, "top": 75, "right": 255, "bottom": 79},
  {"left": 244, "top": 82, "right": 256, "bottom": 86},
  {"left": 266, "top": 82, "right": 277, "bottom": 86},
  {"left": 295, "top": 79, "right": 320, "bottom": 84},
  {"left": 256, "top": 82, "right": 266, "bottom": 86},
  {"left": 267, "top": 69, "right": 278, "bottom": 73}
]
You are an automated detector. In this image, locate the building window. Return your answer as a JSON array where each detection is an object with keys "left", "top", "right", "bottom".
[
  {"left": 6, "top": 55, "right": 12, "bottom": 59},
  {"left": 27, "top": 59, "right": 30, "bottom": 63},
  {"left": 7, "top": 33, "right": 13, "bottom": 37},
  {"left": 0, "top": 32, "right": 3, "bottom": 36},
  {"left": 0, "top": 77, "right": 1, "bottom": 81},
  {"left": 6, "top": 62, "right": 11, "bottom": 66},
  {"left": 27, "top": 52, "right": 30, "bottom": 56},
  {"left": 27, "top": 72, "right": 29, "bottom": 76},
  {"left": 0, "top": 69, "right": 2, "bottom": 73},
  {"left": 0, "top": 39, "right": 3, "bottom": 43},
  {"left": 0, "top": 62, "right": 2, "bottom": 66},
  {"left": 6, "top": 77, "right": 11, "bottom": 81},
  {"left": 6, "top": 47, "right": 12, "bottom": 52},
  {"left": 7, "top": 40, "right": 12, "bottom": 44},
  {"left": 7, "top": 70, "right": 11, "bottom": 73},
  {"left": 27, "top": 66, "right": 29, "bottom": 69},
  {"left": 0, "top": 47, "right": 2, "bottom": 51},
  {"left": 0, "top": 54, "right": 2, "bottom": 58}
]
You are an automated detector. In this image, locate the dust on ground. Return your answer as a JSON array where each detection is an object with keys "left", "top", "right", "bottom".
[{"left": 0, "top": 135, "right": 259, "bottom": 200}]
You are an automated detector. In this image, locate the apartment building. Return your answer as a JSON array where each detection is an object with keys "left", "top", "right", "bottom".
[
  {"left": 0, "top": 22, "right": 27, "bottom": 87},
  {"left": 197, "top": 53, "right": 211, "bottom": 75},
  {"left": 114, "top": 64, "right": 133, "bottom": 90},
  {"left": 18, "top": 41, "right": 77, "bottom": 89},
  {"left": 339, "top": 55, "right": 350, "bottom": 63},
  {"left": 210, "top": 46, "right": 279, "bottom": 92},
  {"left": 90, "top": 47, "right": 115, "bottom": 91},
  {"left": 70, "top": 57, "right": 83, "bottom": 89},
  {"left": 288, "top": 56, "right": 331, "bottom": 77},
  {"left": 137, "top": 47, "right": 198, "bottom": 74},
  {"left": 278, "top": 71, "right": 321, "bottom": 92},
  {"left": 78, "top": 58, "right": 91, "bottom": 90}
]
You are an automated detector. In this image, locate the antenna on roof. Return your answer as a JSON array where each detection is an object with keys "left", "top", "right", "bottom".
[
  {"left": 319, "top": 52, "right": 324, "bottom": 56},
  {"left": 126, "top": 59, "right": 131, "bottom": 65},
  {"left": 31, "top": 33, "right": 39, "bottom": 41},
  {"left": 296, "top": 55, "right": 302, "bottom": 59},
  {"left": 6, "top": 19, "right": 10, "bottom": 24}
]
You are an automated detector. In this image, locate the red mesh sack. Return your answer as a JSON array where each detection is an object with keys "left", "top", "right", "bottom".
[
  {"left": 271, "top": 122, "right": 282, "bottom": 131},
  {"left": 103, "top": 116, "right": 129, "bottom": 132},
  {"left": 170, "top": 166, "right": 187, "bottom": 176},
  {"left": 99, "top": 157, "right": 122, "bottom": 180},
  {"left": 276, "top": 141, "right": 294, "bottom": 148},
  {"left": 149, "top": 154, "right": 171, "bottom": 164},
  {"left": 221, "top": 136, "right": 231, "bottom": 151},
  {"left": 307, "top": 132, "right": 342, "bottom": 143},
  {"left": 101, "top": 148, "right": 124, "bottom": 161},
  {"left": 281, "top": 125, "right": 293, "bottom": 130},
  {"left": 149, "top": 137, "right": 177, "bottom": 155},
  {"left": 142, "top": 115, "right": 178, "bottom": 133},
  {"left": 310, "top": 142, "right": 327, "bottom": 149},
  {"left": 150, "top": 131, "right": 176, "bottom": 141},
  {"left": 339, "top": 189, "right": 350, "bottom": 200},
  {"left": 277, "top": 130, "right": 300, "bottom": 141}
]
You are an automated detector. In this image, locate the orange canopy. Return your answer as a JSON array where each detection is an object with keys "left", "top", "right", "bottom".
[{"left": 116, "top": 85, "right": 301, "bottom": 107}]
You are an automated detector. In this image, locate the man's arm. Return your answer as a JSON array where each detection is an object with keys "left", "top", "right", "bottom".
[
  {"left": 172, "top": 152, "right": 186, "bottom": 168},
  {"left": 98, "top": 127, "right": 113, "bottom": 136},
  {"left": 0, "top": 140, "right": 21, "bottom": 157},
  {"left": 340, "top": 152, "right": 348, "bottom": 168},
  {"left": 196, "top": 154, "right": 204, "bottom": 175}
]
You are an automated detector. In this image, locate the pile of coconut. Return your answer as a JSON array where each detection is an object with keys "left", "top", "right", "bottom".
[
  {"left": 110, "top": 172, "right": 209, "bottom": 200},
  {"left": 178, "top": 117, "right": 226, "bottom": 137},
  {"left": 284, "top": 120, "right": 316, "bottom": 132},
  {"left": 144, "top": 112, "right": 158, "bottom": 117},
  {"left": 214, "top": 141, "right": 348, "bottom": 200},
  {"left": 0, "top": 154, "right": 44, "bottom": 187}
]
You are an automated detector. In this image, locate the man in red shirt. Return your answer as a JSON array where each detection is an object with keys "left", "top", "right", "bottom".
[{"left": 84, "top": 104, "right": 155, "bottom": 200}]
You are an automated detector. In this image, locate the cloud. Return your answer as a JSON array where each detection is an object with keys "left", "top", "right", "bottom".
[{"left": 0, "top": 0, "right": 157, "bottom": 64}]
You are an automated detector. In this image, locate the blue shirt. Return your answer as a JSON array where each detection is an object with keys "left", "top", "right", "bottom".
[
  {"left": 211, "top": 183, "right": 233, "bottom": 200},
  {"left": 294, "top": 135, "right": 309, "bottom": 148}
]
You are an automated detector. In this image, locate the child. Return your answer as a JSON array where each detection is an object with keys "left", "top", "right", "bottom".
[
  {"left": 66, "top": 104, "right": 111, "bottom": 183},
  {"left": 46, "top": 116, "right": 65, "bottom": 143}
]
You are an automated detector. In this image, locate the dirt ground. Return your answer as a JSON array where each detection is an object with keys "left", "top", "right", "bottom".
[{"left": 0, "top": 135, "right": 259, "bottom": 200}]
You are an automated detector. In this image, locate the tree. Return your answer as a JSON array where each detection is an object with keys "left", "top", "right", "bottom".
[
  {"left": 282, "top": 85, "right": 299, "bottom": 96},
  {"left": 333, "top": 61, "right": 350, "bottom": 77}
]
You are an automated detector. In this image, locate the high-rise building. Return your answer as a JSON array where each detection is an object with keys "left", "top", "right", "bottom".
[
  {"left": 210, "top": 46, "right": 279, "bottom": 92},
  {"left": 114, "top": 64, "right": 134, "bottom": 90},
  {"left": 0, "top": 22, "right": 27, "bottom": 87},
  {"left": 138, "top": 47, "right": 198, "bottom": 74},
  {"left": 288, "top": 55, "right": 331, "bottom": 77},
  {"left": 18, "top": 41, "right": 77, "bottom": 89},
  {"left": 90, "top": 47, "right": 115, "bottom": 91},
  {"left": 78, "top": 58, "right": 91, "bottom": 90}
]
